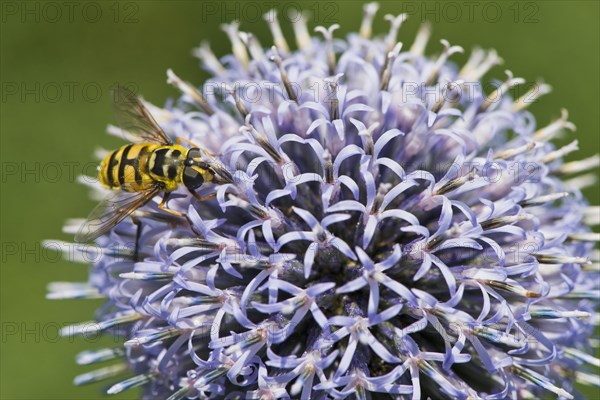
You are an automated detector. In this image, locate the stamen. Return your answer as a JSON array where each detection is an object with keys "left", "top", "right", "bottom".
[
  {"left": 459, "top": 48, "right": 503, "bottom": 82},
  {"left": 46, "top": 282, "right": 101, "bottom": 300},
  {"left": 479, "top": 70, "right": 525, "bottom": 112},
  {"left": 196, "top": 367, "right": 229, "bottom": 386},
  {"left": 383, "top": 13, "right": 408, "bottom": 51},
  {"left": 558, "top": 154, "right": 600, "bottom": 175},
  {"left": 42, "top": 239, "right": 104, "bottom": 264},
  {"left": 210, "top": 159, "right": 234, "bottom": 184},
  {"left": 532, "top": 253, "right": 590, "bottom": 265},
  {"left": 494, "top": 142, "right": 537, "bottom": 160},
  {"left": 270, "top": 47, "right": 299, "bottom": 104},
  {"left": 358, "top": 122, "right": 380, "bottom": 155},
  {"left": 315, "top": 24, "right": 340, "bottom": 75},
  {"left": 511, "top": 364, "right": 574, "bottom": 400},
  {"left": 416, "top": 359, "right": 461, "bottom": 395},
  {"left": 76, "top": 347, "right": 124, "bottom": 365},
  {"left": 425, "top": 40, "right": 464, "bottom": 86},
  {"left": 372, "top": 183, "right": 392, "bottom": 213},
  {"left": 227, "top": 194, "right": 269, "bottom": 219},
  {"left": 171, "top": 295, "right": 221, "bottom": 307},
  {"left": 94, "top": 147, "right": 109, "bottom": 159},
  {"left": 483, "top": 280, "right": 541, "bottom": 298},
  {"left": 534, "top": 109, "right": 576, "bottom": 141},
  {"left": 480, "top": 214, "right": 531, "bottom": 230},
  {"left": 164, "top": 237, "right": 218, "bottom": 249},
  {"left": 576, "top": 371, "right": 600, "bottom": 387},
  {"left": 425, "top": 234, "right": 448, "bottom": 251},
  {"left": 62, "top": 217, "right": 86, "bottom": 236},
  {"left": 583, "top": 206, "right": 600, "bottom": 226},
  {"left": 239, "top": 32, "right": 265, "bottom": 62},
  {"left": 106, "top": 123, "right": 135, "bottom": 142},
  {"left": 567, "top": 232, "right": 600, "bottom": 242},
  {"left": 379, "top": 42, "right": 403, "bottom": 91},
  {"left": 564, "top": 173, "right": 596, "bottom": 190},
  {"left": 355, "top": 384, "right": 368, "bottom": 400},
  {"left": 107, "top": 373, "right": 156, "bottom": 395},
  {"left": 291, "top": 366, "right": 314, "bottom": 395},
  {"left": 323, "top": 150, "right": 334, "bottom": 184},
  {"left": 431, "top": 79, "right": 463, "bottom": 113},
  {"left": 167, "top": 386, "right": 193, "bottom": 400},
  {"left": 541, "top": 140, "right": 578, "bottom": 163},
  {"left": 519, "top": 192, "right": 569, "bottom": 207},
  {"left": 561, "top": 291, "right": 600, "bottom": 299},
  {"left": 473, "top": 325, "right": 525, "bottom": 348},
  {"left": 324, "top": 73, "right": 344, "bottom": 120},
  {"left": 126, "top": 327, "right": 184, "bottom": 347},
  {"left": 224, "top": 84, "right": 249, "bottom": 119},
  {"left": 434, "top": 168, "right": 477, "bottom": 195},
  {"left": 292, "top": 12, "right": 311, "bottom": 50},
  {"left": 119, "top": 272, "right": 175, "bottom": 281},
  {"left": 409, "top": 22, "right": 432, "bottom": 57},
  {"left": 60, "top": 313, "right": 143, "bottom": 337},
  {"left": 583, "top": 261, "right": 600, "bottom": 272},
  {"left": 191, "top": 41, "right": 225, "bottom": 77},
  {"left": 264, "top": 10, "right": 289, "bottom": 53},
  {"left": 243, "top": 116, "right": 283, "bottom": 163},
  {"left": 360, "top": 3, "right": 379, "bottom": 39},
  {"left": 166, "top": 69, "right": 215, "bottom": 115},
  {"left": 281, "top": 295, "right": 309, "bottom": 314},
  {"left": 224, "top": 327, "right": 267, "bottom": 355},
  {"left": 512, "top": 81, "right": 552, "bottom": 111},
  {"left": 529, "top": 308, "right": 590, "bottom": 319},
  {"left": 74, "top": 364, "right": 128, "bottom": 386},
  {"left": 221, "top": 21, "right": 249, "bottom": 68}
]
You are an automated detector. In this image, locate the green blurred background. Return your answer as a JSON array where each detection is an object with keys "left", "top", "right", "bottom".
[{"left": 1, "top": 0, "right": 598, "bottom": 398}]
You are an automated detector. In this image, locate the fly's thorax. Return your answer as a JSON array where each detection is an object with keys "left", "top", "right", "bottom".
[{"left": 148, "top": 145, "right": 188, "bottom": 192}]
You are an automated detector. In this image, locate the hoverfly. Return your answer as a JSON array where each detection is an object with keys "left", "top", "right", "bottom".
[{"left": 75, "top": 86, "right": 224, "bottom": 244}]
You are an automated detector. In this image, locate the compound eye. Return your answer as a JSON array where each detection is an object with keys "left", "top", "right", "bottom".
[
  {"left": 182, "top": 166, "right": 204, "bottom": 191},
  {"left": 185, "top": 148, "right": 202, "bottom": 166},
  {"left": 187, "top": 148, "right": 202, "bottom": 159}
]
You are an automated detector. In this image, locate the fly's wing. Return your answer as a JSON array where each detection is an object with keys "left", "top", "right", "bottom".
[
  {"left": 112, "top": 86, "right": 172, "bottom": 145},
  {"left": 75, "top": 185, "right": 161, "bottom": 243}
]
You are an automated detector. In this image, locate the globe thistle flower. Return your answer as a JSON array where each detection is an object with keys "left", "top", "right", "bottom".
[{"left": 49, "top": 4, "right": 599, "bottom": 399}]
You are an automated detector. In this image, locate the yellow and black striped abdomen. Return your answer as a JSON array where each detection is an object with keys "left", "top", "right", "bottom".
[{"left": 99, "top": 144, "right": 159, "bottom": 192}]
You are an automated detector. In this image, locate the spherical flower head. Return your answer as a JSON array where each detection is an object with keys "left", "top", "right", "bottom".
[{"left": 51, "top": 4, "right": 599, "bottom": 399}]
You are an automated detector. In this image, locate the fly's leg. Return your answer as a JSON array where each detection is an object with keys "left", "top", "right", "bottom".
[
  {"left": 158, "top": 192, "right": 186, "bottom": 217},
  {"left": 131, "top": 215, "right": 142, "bottom": 262},
  {"left": 176, "top": 136, "right": 198, "bottom": 148},
  {"left": 191, "top": 192, "right": 216, "bottom": 202},
  {"left": 159, "top": 192, "right": 206, "bottom": 237}
]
